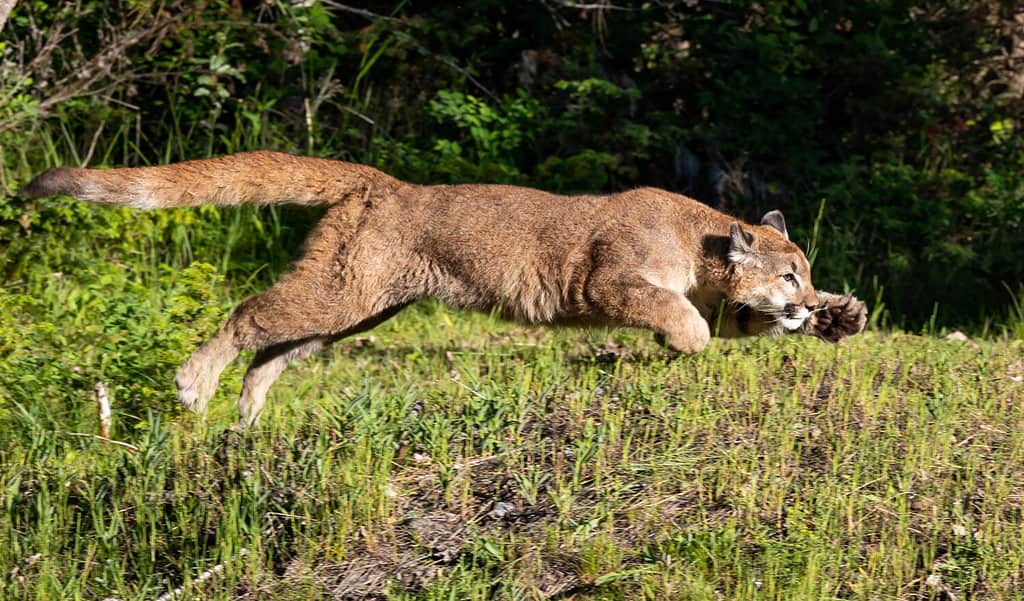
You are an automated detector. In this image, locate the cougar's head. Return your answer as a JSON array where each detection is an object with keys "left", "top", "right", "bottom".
[{"left": 725, "top": 210, "right": 819, "bottom": 331}]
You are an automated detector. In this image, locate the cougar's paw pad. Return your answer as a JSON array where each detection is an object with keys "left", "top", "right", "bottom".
[{"left": 812, "top": 294, "right": 868, "bottom": 343}]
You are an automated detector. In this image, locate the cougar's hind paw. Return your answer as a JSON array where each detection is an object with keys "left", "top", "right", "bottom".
[{"left": 175, "top": 361, "right": 219, "bottom": 413}]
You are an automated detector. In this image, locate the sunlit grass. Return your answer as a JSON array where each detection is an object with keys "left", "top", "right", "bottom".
[
  {"left": 3, "top": 128, "right": 1022, "bottom": 599},
  {"left": 2, "top": 278, "right": 1022, "bottom": 599}
]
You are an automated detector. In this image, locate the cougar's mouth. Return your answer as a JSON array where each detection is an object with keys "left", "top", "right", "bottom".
[{"left": 780, "top": 302, "right": 812, "bottom": 330}]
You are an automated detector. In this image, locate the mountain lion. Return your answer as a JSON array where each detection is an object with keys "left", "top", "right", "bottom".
[{"left": 24, "top": 151, "right": 867, "bottom": 426}]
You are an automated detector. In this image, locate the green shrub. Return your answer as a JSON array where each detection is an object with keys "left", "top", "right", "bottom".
[{"left": 2, "top": 0, "right": 1021, "bottom": 330}]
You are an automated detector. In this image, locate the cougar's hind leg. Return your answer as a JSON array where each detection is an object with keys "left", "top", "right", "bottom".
[
  {"left": 178, "top": 204, "right": 358, "bottom": 415},
  {"left": 174, "top": 284, "right": 311, "bottom": 415},
  {"left": 175, "top": 200, "right": 422, "bottom": 418},
  {"left": 176, "top": 326, "right": 242, "bottom": 414},
  {"left": 176, "top": 271, "right": 413, "bottom": 417},
  {"left": 235, "top": 337, "right": 332, "bottom": 428},
  {"left": 234, "top": 302, "right": 409, "bottom": 427}
]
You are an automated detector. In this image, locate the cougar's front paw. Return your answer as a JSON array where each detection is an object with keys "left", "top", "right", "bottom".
[
  {"left": 658, "top": 318, "right": 711, "bottom": 355},
  {"left": 810, "top": 293, "right": 867, "bottom": 343}
]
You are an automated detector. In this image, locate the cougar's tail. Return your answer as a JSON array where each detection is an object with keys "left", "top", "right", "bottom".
[{"left": 21, "top": 151, "right": 399, "bottom": 208}]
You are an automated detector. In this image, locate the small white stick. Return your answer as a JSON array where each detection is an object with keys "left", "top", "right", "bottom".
[
  {"left": 154, "top": 549, "right": 248, "bottom": 601},
  {"left": 95, "top": 382, "right": 112, "bottom": 441}
]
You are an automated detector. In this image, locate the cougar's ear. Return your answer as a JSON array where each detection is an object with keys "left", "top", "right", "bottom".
[
  {"left": 760, "top": 210, "right": 788, "bottom": 240},
  {"left": 728, "top": 221, "right": 756, "bottom": 264}
]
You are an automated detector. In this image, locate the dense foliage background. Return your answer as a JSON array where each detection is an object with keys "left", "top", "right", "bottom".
[
  {"left": 3, "top": 4, "right": 1024, "bottom": 599},
  {"left": 1, "top": 0, "right": 1023, "bottom": 329}
]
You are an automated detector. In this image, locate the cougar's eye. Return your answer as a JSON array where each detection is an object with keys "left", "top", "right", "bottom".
[{"left": 782, "top": 273, "right": 797, "bottom": 286}]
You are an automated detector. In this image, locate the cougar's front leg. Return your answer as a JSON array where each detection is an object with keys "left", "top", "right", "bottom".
[
  {"left": 652, "top": 297, "right": 711, "bottom": 355},
  {"left": 587, "top": 272, "right": 711, "bottom": 354}
]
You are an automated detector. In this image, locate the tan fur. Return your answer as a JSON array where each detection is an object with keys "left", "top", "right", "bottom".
[{"left": 24, "top": 151, "right": 860, "bottom": 426}]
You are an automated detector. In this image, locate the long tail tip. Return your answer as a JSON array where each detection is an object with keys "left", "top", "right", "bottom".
[{"left": 21, "top": 167, "right": 81, "bottom": 198}]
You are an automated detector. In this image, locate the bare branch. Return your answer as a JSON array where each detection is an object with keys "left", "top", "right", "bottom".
[
  {"left": 318, "top": 0, "right": 402, "bottom": 23},
  {"left": 94, "top": 381, "right": 112, "bottom": 439},
  {"left": 546, "top": 0, "right": 636, "bottom": 10},
  {"left": 391, "top": 30, "right": 500, "bottom": 103},
  {"left": 61, "top": 431, "right": 140, "bottom": 452},
  {"left": 316, "top": 1, "right": 500, "bottom": 102},
  {"left": 0, "top": 2, "right": 202, "bottom": 135}
]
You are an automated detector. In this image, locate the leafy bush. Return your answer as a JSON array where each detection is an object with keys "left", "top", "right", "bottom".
[
  {"left": 2, "top": 0, "right": 1022, "bottom": 329},
  {"left": 0, "top": 261, "right": 229, "bottom": 439}
]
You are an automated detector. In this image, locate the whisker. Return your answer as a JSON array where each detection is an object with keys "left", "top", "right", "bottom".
[{"left": 730, "top": 300, "right": 751, "bottom": 312}]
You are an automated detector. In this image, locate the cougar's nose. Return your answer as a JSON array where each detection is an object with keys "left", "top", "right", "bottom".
[{"left": 805, "top": 291, "right": 820, "bottom": 311}]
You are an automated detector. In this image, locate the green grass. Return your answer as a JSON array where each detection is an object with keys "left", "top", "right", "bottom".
[
  {"left": 2, "top": 259, "right": 1023, "bottom": 600},
  {"left": 3, "top": 127, "right": 1023, "bottom": 600}
]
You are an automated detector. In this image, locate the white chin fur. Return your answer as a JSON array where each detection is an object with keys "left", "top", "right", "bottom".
[{"left": 781, "top": 316, "right": 808, "bottom": 331}]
